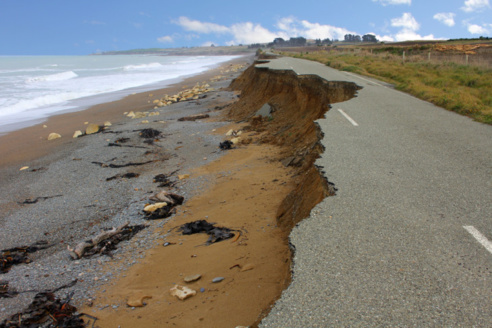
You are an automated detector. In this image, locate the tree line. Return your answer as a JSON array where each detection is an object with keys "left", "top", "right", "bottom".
[{"left": 248, "top": 34, "right": 379, "bottom": 49}]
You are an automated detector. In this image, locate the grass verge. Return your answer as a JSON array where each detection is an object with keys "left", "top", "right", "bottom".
[{"left": 283, "top": 51, "right": 492, "bottom": 124}]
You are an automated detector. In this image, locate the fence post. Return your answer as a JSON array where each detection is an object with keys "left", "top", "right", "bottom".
[
  {"left": 428, "top": 52, "right": 431, "bottom": 62},
  {"left": 465, "top": 54, "right": 469, "bottom": 65},
  {"left": 403, "top": 51, "right": 405, "bottom": 63}
]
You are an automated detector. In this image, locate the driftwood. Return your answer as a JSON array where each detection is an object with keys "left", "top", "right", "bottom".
[
  {"left": 67, "top": 223, "right": 129, "bottom": 259},
  {"left": 178, "top": 114, "right": 210, "bottom": 121}
]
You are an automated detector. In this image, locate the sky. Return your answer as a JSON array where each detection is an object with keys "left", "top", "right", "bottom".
[{"left": 0, "top": 0, "right": 491, "bottom": 55}]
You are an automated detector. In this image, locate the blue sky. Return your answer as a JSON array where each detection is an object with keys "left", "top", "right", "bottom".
[{"left": 1, "top": 0, "right": 491, "bottom": 55}]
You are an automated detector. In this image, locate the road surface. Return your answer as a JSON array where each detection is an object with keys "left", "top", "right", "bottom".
[{"left": 257, "top": 57, "right": 492, "bottom": 327}]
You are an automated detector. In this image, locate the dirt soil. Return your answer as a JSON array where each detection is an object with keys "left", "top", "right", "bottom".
[{"left": 81, "top": 58, "right": 361, "bottom": 327}]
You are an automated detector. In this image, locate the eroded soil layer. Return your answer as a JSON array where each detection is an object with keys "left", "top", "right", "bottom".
[{"left": 82, "top": 60, "right": 361, "bottom": 328}]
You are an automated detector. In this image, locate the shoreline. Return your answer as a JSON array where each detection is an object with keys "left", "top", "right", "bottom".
[{"left": 0, "top": 55, "right": 248, "bottom": 169}]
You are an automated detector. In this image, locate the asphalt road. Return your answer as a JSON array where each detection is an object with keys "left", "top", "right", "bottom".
[{"left": 258, "top": 57, "right": 492, "bottom": 327}]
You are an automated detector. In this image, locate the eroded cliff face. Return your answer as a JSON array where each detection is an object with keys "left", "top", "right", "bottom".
[{"left": 228, "top": 61, "right": 361, "bottom": 230}]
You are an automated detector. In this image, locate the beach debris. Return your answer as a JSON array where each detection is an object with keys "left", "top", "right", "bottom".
[
  {"left": 143, "top": 202, "right": 168, "bottom": 213},
  {"left": 73, "top": 130, "right": 83, "bottom": 138},
  {"left": 179, "top": 220, "right": 235, "bottom": 245},
  {"left": 231, "top": 137, "right": 241, "bottom": 145},
  {"left": 19, "top": 166, "right": 29, "bottom": 171},
  {"left": 115, "top": 137, "right": 130, "bottom": 144},
  {"left": 240, "top": 263, "right": 255, "bottom": 272},
  {"left": 91, "top": 160, "right": 154, "bottom": 168},
  {"left": 143, "top": 191, "right": 184, "bottom": 220},
  {"left": 141, "top": 120, "right": 149, "bottom": 124},
  {"left": 184, "top": 274, "right": 202, "bottom": 283},
  {"left": 178, "top": 174, "right": 190, "bottom": 180},
  {"left": 225, "top": 129, "right": 242, "bottom": 137},
  {"left": 0, "top": 281, "right": 18, "bottom": 298},
  {"left": 152, "top": 83, "right": 213, "bottom": 109},
  {"left": 18, "top": 195, "right": 62, "bottom": 205},
  {"left": 170, "top": 285, "right": 196, "bottom": 301},
  {"left": 177, "top": 113, "right": 210, "bottom": 122},
  {"left": 85, "top": 123, "right": 100, "bottom": 135},
  {"left": 153, "top": 172, "right": 177, "bottom": 187},
  {"left": 0, "top": 281, "right": 94, "bottom": 328},
  {"left": 212, "top": 277, "right": 225, "bottom": 283},
  {"left": 127, "top": 295, "right": 152, "bottom": 308},
  {"left": 139, "top": 128, "right": 160, "bottom": 139},
  {"left": 47, "top": 132, "right": 61, "bottom": 140},
  {"left": 43, "top": 125, "right": 47, "bottom": 128},
  {"left": 106, "top": 172, "right": 139, "bottom": 181},
  {"left": 67, "top": 223, "right": 146, "bottom": 259},
  {"left": 1, "top": 241, "right": 52, "bottom": 274},
  {"left": 219, "top": 140, "right": 234, "bottom": 150},
  {"left": 104, "top": 121, "right": 112, "bottom": 127},
  {"left": 127, "top": 111, "right": 147, "bottom": 119}
]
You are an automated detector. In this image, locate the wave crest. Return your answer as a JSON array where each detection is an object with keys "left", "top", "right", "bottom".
[{"left": 26, "top": 71, "right": 78, "bottom": 83}]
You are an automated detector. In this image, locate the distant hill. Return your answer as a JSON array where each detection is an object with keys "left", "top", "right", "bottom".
[{"left": 96, "top": 46, "right": 255, "bottom": 56}]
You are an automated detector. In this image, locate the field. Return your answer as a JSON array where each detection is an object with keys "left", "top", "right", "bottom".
[{"left": 274, "top": 40, "right": 492, "bottom": 124}]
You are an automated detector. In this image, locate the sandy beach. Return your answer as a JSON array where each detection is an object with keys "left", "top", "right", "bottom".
[{"left": 0, "top": 53, "right": 354, "bottom": 327}]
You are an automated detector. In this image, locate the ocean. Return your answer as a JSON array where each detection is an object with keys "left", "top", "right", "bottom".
[{"left": 0, "top": 55, "right": 238, "bottom": 134}]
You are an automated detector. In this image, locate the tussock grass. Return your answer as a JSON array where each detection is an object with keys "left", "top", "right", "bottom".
[{"left": 285, "top": 51, "right": 492, "bottom": 124}]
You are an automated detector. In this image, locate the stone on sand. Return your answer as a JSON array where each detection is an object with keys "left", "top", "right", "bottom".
[
  {"left": 143, "top": 202, "right": 168, "bottom": 213},
  {"left": 170, "top": 285, "right": 196, "bottom": 300},
  {"left": 127, "top": 295, "right": 152, "bottom": 307},
  {"left": 240, "top": 263, "right": 255, "bottom": 272},
  {"left": 184, "top": 274, "right": 202, "bottom": 283},
  {"left": 73, "top": 130, "right": 83, "bottom": 138},
  {"left": 47, "top": 133, "right": 61, "bottom": 140},
  {"left": 85, "top": 123, "right": 100, "bottom": 135}
]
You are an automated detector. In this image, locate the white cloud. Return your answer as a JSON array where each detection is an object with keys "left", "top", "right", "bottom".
[
  {"left": 300, "top": 20, "right": 354, "bottom": 40},
  {"left": 433, "top": 13, "right": 456, "bottom": 27},
  {"left": 176, "top": 16, "right": 229, "bottom": 34},
  {"left": 373, "top": 0, "right": 411, "bottom": 6},
  {"left": 391, "top": 12, "right": 420, "bottom": 30},
  {"left": 229, "top": 22, "right": 280, "bottom": 44},
  {"left": 390, "top": 12, "right": 437, "bottom": 41},
  {"left": 157, "top": 35, "right": 173, "bottom": 43},
  {"left": 173, "top": 16, "right": 356, "bottom": 45},
  {"left": 394, "top": 30, "right": 435, "bottom": 41},
  {"left": 467, "top": 23, "right": 490, "bottom": 34},
  {"left": 461, "top": 0, "right": 490, "bottom": 12}
]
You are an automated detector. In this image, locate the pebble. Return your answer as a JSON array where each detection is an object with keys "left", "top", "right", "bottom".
[
  {"left": 212, "top": 277, "right": 225, "bottom": 283},
  {"left": 200, "top": 288, "right": 205, "bottom": 293},
  {"left": 184, "top": 274, "right": 202, "bottom": 283}
]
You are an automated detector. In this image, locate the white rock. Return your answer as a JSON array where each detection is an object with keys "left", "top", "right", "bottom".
[
  {"left": 73, "top": 130, "right": 83, "bottom": 138},
  {"left": 170, "top": 285, "right": 196, "bottom": 300},
  {"left": 143, "top": 202, "right": 168, "bottom": 213},
  {"left": 47, "top": 133, "right": 61, "bottom": 140},
  {"left": 85, "top": 123, "right": 100, "bottom": 135}
]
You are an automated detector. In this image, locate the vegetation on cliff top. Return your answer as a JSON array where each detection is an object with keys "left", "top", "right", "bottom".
[{"left": 278, "top": 43, "right": 492, "bottom": 124}]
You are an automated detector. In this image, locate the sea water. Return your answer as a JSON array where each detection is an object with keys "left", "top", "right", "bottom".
[{"left": 0, "top": 55, "right": 238, "bottom": 134}]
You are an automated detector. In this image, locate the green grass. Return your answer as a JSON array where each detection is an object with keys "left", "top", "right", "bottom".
[{"left": 285, "top": 51, "right": 492, "bottom": 124}]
